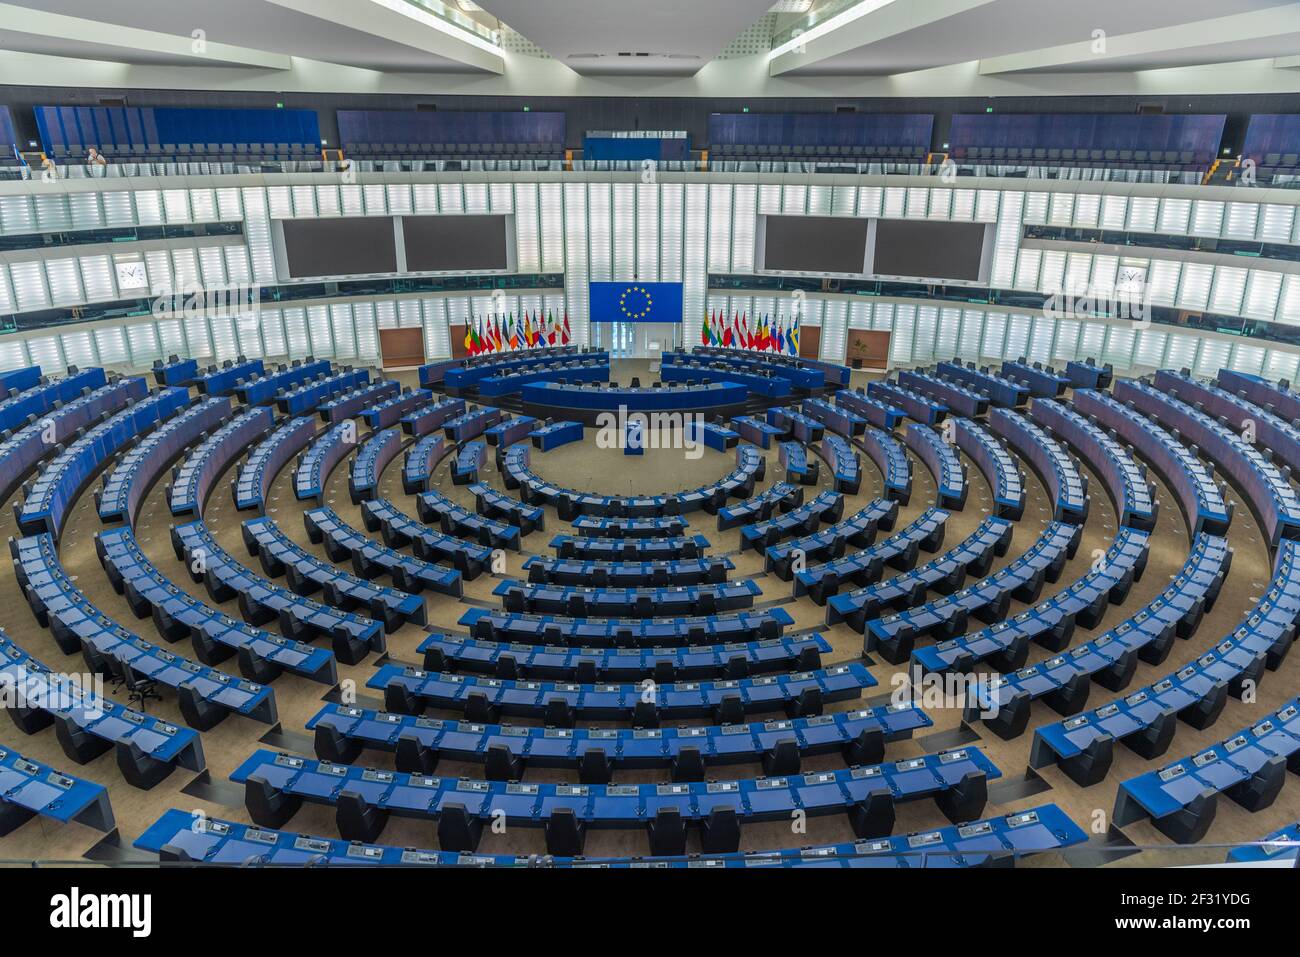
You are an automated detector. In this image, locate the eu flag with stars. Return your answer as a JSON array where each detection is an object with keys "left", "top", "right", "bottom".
[{"left": 589, "top": 281, "right": 684, "bottom": 323}]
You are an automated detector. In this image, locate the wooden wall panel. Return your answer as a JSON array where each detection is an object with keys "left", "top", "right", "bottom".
[
  {"left": 846, "top": 329, "right": 891, "bottom": 370},
  {"left": 379, "top": 327, "right": 426, "bottom": 369}
]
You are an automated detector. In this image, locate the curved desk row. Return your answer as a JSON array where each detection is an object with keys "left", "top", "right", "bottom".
[{"left": 523, "top": 378, "right": 749, "bottom": 425}]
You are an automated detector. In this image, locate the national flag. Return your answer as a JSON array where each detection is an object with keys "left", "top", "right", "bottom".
[
  {"left": 562, "top": 312, "right": 571, "bottom": 345},
  {"left": 740, "top": 312, "right": 750, "bottom": 350},
  {"left": 789, "top": 314, "right": 801, "bottom": 355},
  {"left": 701, "top": 309, "right": 712, "bottom": 346}
]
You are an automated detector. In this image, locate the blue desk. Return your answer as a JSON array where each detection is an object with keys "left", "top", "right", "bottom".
[
  {"left": 371, "top": 660, "right": 874, "bottom": 724},
  {"left": 953, "top": 418, "right": 1025, "bottom": 520},
  {"left": 96, "top": 525, "right": 338, "bottom": 685},
  {"left": 866, "top": 521, "right": 1092, "bottom": 663},
  {"left": 172, "top": 519, "right": 385, "bottom": 664},
  {"left": 1161, "top": 368, "right": 1300, "bottom": 489},
  {"left": 694, "top": 347, "right": 849, "bottom": 387},
  {"left": 989, "top": 408, "right": 1089, "bottom": 524},
  {"left": 151, "top": 357, "right": 198, "bottom": 388},
  {"left": 817, "top": 434, "right": 862, "bottom": 495},
  {"left": 134, "top": 801, "right": 1083, "bottom": 867},
  {"left": 361, "top": 388, "right": 433, "bottom": 430},
  {"left": 904, "top": 423, "right": 968, "bottom": 510},
  {"left": 478, "top": 360, "right": 609, "bottom": 397},
  {"left": 1113, "top": 697, "right": 1300, "bottom": 843},
  {"left": 484, "top": 414, "right": 536, "bottom": 448},
  {"left": 417, "top": 489, "right": 519, "bottom": 550},
  {"left": 1075, "top": 389, "right": 1229, "bottom": 536},
  {"left": 14, "top": 533, "right": 277, "bottom": 731},
  {"left": 551, "top": 532, "right": 707, "bottom": 561},
  {"left": 900, "top": 369, "right": 987, "bottom": 418},
  {"left": 0, "top": 741, "right": 115, "bottom": 833},
  {"left": 741, "top": 490, "right": 843, "bottom": 551},
  {"left": 304, "top": 506, "right": 462, "bottom": 598},
  {"left": 665, "top": 361, "right": 785, "bottom": 400},
  {"left": 856, "top": 427, "right": 912, "bottom": 504},
  {"left": 360, "top": 498, "right": 494, "bottom": 578},
  {"left": 242, "top": 517, "right": 425, "bottom": 632},
  {"left": 1218, "top": 368, "right": 1300, "bottom": 423},
  {"left": 452, "top": 441, "right": 486, "bottom": 485},
  {"left": 470, "top": 482, "right": 545, "bottom": 534},
  {"left": 308, "top": 698, "right": 926, "bottom": 777},
  {"left": 294, "top": 420, "right": 357, "bottom": 505},
  {"left": 673, "top": 350, "right": 821, "bottom": 390},
  {"left": 531, "top": 419, "right": 584, "bottom": 451},
  {"left": 767, "top": 406, "right": 825, "bottom": 444},
  {"left": 460, "top": 605, "right": 793, "bottom": 647},
  {"left": 779, "top": 441, "right": 820, "bottom": 485},
  {"left": 937, "top": 360, "right": 1028, "bottom": 408},
  {"left": 0, "top": 628, "right": 204, "bottom": 790},
  {"left": 835, "top": 389, "right": 906, "bottom": 430},
  {"left": 444, "top": 405, "right": 503, "bottom": 443},
  {"left": 525, "top": 378, "right": 749, "bottom": 419},
  {"left": 807, "top": 507, "right": 950, "bottom": 610},
  {"left": 99, "top": 396, "right": 232, "bottom": 526},
  {"left": 1225, "top": 823, "right": 1300, "bottom": 864},
  {"left": 494, "top": 578, "right": 761, "bottom": 617},
  {"left": 0, "top": 367, "right": 106, "bottom": 433},
  {"left": 400, "top": 396, "right": 465, "bottom": 437},
  {"left": 766, "top": 500, "right": 897, "bottom": 579},
  {"left": 1001, "top": 360, "right": 1068, "bottom": 398},
  {"left": 401, "top": 433, "right": 451, "bottom": 494},
  {"left": 1032, "top": 399, "right": 1156, "bottom": 531},
  {"left": 971, "top": 535, "right": 1291, "bottom": 745},
  {"left": 868, "top": 380, "right": 946, "bottom": 425},
  {"left": 0, "top": 378, "right": 142, "bottom": 506},
  {"left": 0, "top": 365, "right": 42, "bottom": 395},
  {"left": 349, "top": 428, "right": 402, "bottom": 503},
  {"left": 172, "top": 406, "right": 274, "bottom": 516},
  {"left": 235, "top": 359, "right": 331, "bottom": 406},
  {"left": 234, "top": 415, "right": 317, "bottom": 512},
  {"left": 570, "top": 515, "right": 689, "bottom": 538},
  {"left": 196, "top": 359, "right": 264, "bottom": 396},
  {"left": 1065, "top": 359, "right": 1112, "bottom": 390},
  {"left": 19, "top": 385, "right": 189, "bottom": 539},
  {"left": 731, "top": 415, "right": 785, "bottom": 448},
  {"left": 276, "top": 368, "right": 367, "bottom": 416},
  {"left": 229, "top": 742, "right": 991, "bottom": 855},
  {"left": 1118, "top": 377, "right": 1300, "bottom": 546},
  {"left": 439, "top": 348, "right": 595, "bottom": 390},
  {"left": 318, "top": 380, "right": 399, "bottom": 423},
  {"left": 685, "top": 419, "right": 739, "bottom": 452},
  {"left": 418, "top": 629, "right": 819, "bottom": 682}
]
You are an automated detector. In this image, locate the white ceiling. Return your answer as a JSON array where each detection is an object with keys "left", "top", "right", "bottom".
[
  {"left": 477, "top": 0, "right": 778, "bottom": 75},
  {"left": 0, "top": 0, "right": 1299, "bottom": 97},
  {"left": 777, "top": 0, "right": 1300, "bottom": 75},
  {"left": 5, "top": 0, "right": 497, "bottom": 72}
]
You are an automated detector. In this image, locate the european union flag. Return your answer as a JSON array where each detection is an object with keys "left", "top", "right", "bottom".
[{"left": 589, "top": 281, "right": 684, "bottom": 323}]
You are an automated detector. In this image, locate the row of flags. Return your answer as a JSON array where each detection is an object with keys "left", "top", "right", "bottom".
[
  {"left": 701, "top": 310, "right": 801, "bottom": 355},
  {"left": 464, "top": 311, "right": 572, "bottom": 355}
]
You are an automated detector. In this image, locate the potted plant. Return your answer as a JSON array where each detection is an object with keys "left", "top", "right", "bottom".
[{"left": 847, "top": 337, "right": 872, "bottom": 370}]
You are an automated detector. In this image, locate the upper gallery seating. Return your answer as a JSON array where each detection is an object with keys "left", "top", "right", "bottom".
[
  {"left": 1240, "top": 114, "right": 1300, "bottom": 181},
  {"left": 947, "top": 113, "right": 1225, "bottom": 170},
  {"left": 707, "top": 112, "right": 933, "bottom": 166},
  {"left": 338, "top": 110, "right": 566, "bottom": 163},
  {"left": 35, "top": 105, "right": 321, "bottom": 165}
]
